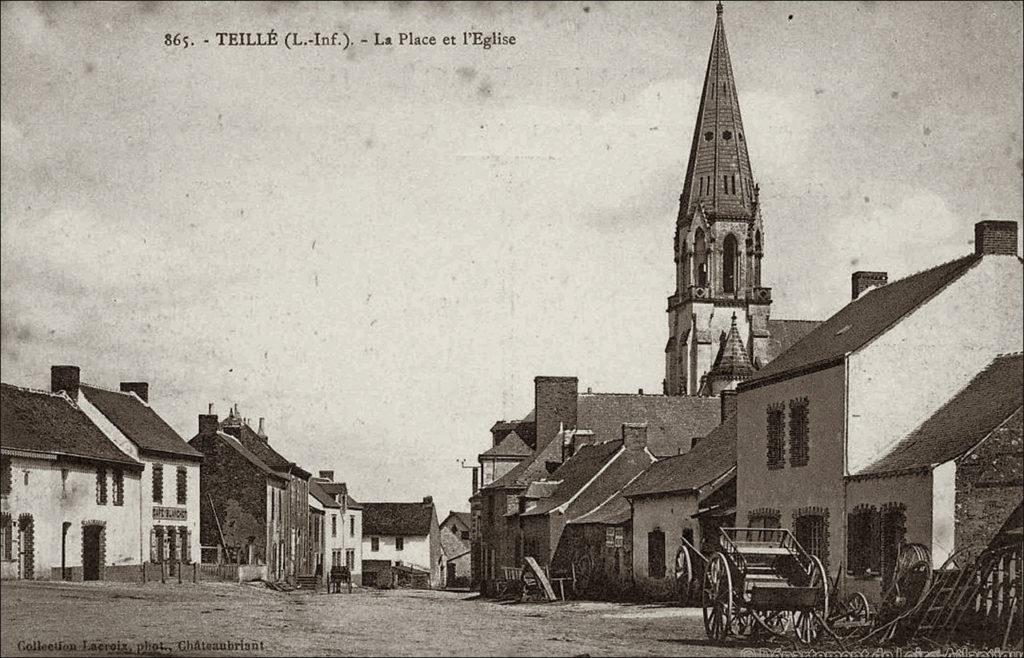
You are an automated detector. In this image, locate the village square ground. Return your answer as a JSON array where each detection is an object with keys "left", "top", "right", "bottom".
[{"left": 0, "top": 580, "right": 752, "bottom": 657}]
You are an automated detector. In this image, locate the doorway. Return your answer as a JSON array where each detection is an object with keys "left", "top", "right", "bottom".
[{"left": 82, "top": 524, "right": 104, "bottom": 581}]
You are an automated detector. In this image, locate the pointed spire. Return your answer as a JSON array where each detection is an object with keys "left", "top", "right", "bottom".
[
  {"left": 704, "top": 312, "right": 755, "bottom": 392},
  {"left": 678, "top": 2, "right": 756, "bottom": 225}
]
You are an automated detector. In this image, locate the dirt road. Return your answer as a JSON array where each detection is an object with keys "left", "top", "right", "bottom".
[{"left": 0, "top": 580, "right": 742, "bottom": 656}]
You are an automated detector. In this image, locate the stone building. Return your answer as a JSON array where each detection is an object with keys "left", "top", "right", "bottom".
[
  {"left": 311, "top": 471, "right": 364, "bottom": 586},
  {"left": 188, "top": 413, "right": 288, "bottom": 579},
  {"left": 1, "top": 383, "right": 143, "bottom": 581},
  {"left": 52, "top": 367, "right": 204, "bottom": 573},
  {"left": 439, "top": 511, "right": 472, "bottom": 588},
  {"left": 664, "top": 2, "right": 817, "bottom": 396},
  {"left": 734, "top": 220, "right": 1023, "bottom": 603}
]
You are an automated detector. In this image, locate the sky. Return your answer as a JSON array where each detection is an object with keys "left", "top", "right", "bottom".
[{"left": 2, "top": 1, "right": 1022, "bottom": 517}]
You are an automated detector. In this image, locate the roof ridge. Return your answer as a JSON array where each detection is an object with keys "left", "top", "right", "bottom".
[
  {"left": 82, "top": 382, "right": 153, "bottom": 408},
  {"left": 856, "top": 253, "right": 979, "bottom": 301},
  {"left": 0, "top": 382, "right": 70, "bottom": 399}
]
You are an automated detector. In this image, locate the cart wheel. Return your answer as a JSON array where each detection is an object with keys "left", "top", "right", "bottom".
[
  {"left": 761, "top": 610, "right": 793, "bottom": 636},
  {"left": 701, "top": 552, "right": 733, "bottom": 642},
  {"left": 731, "top": 609, "right": 755, "bottom": 637},
  {"left": 675, "top": 546, "right": 694, "bottom": 603},
  {"left": 794, "top": 611, "right": 822, "bottom": 644},
  {"left": 844, "top": 592, "right": 871, "bottom": 624}
]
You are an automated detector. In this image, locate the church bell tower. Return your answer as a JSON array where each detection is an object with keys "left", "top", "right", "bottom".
[{"left": 665, "top": 2, "right": 773, "bottom": 396}]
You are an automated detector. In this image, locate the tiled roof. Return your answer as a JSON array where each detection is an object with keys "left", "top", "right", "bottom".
[
  {"left": 309, "top": 480, "right": 341, "bottom": 508},
  {"left": 1, "top": 383, "right": 142, "bottom": 469},
  {"left": 744, "top": 254, "right": 981, "bottom": 387},
  {"left": 564, "top": 446, "right": 655, "bottom": 526},
  {"left": 479, "top": 431, "right": 532, "bottom": 458},
  {"left": 577, "top": 393, "right": 720, "bottom": 457},
  {"left": 622, "top": 414, "right": 737, "bottom": 498},
  {"left": 346, "top": 495, "right": 363, "bottom": 511},
  {"left": 221, "top": 417, "right": 311, "bottom": 480},
  {"left": 521, "top": 440, "right": 623, "bottom": 517},
  {"left": 362, "top": 502, "right": 435, "bottom": 536},
  {"left": 80, "top": 384, "right": 202, "bottom": 459},
  {"left": 484, "top": 435, "right": 563, "bottom": 490},
  {"left": 855, "top": 353, "right": 1023, "bottom": 477},
  {"left": 765, "top": 319, "right": 822, "bottom": 365}
]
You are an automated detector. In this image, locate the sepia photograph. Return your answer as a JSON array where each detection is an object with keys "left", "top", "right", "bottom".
[{"left": 1, "top": 1, "right": 1022, "bottom": 656}]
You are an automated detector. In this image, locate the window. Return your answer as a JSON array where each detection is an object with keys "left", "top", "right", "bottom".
[
  {"left": 112, "top": 469, "right": 124, "bottom": 506},
  {"left": 271, "top": 489, "right": 275, "bottom": 520},
  {"left": 694, "top": 228, "right": 708, "bottom": 288},
  {"left": 152, "top": 464, "right": 163, "bottom": 503},
  {"left": 332, "top": 515, "right": 337, "bottom": 538},
  {"left": 723, "top": 130, "right": 732, "bottom": 140},
  {"left": 332, "top": 548, "right": 343, "bottom": 568},
  {"left": 350, "top": 516, "right": 355, "bottom": 537},
  {"left": 847, "top": 506, "right": 880, "bottom": 577},
  {"left": 794, "top": 510, "right": 829, "bottom": 568},
  {"left": 699, "top": 176, "right": 704, "bottom": 196},
  {"left": 704, "top": 131, "right": 713, "bottom": 141},
  {"left": 345, "top": 548, "right": 355, "bottom": 570},
  {"left": 789, "top": 398, "right": 810, "bottom": 467},
  {"left": 0, "top": 514, "right": 11, "bottom": 561},
  {"left": 61, "top": 468, "right": 68, "bottom": 497},
  {"left": 723, "top": 174, "right": 728, "bottom": 193},
  {"left": 396, "top": 537, "right": 404, "bottom": 551},
  {"left": 176, "top": 467, "right": 187, "bottom": 505},
  {"left": 96, "top": 467, "right": 108, "bottom": 505},
  {"left": 461, "top": 531, "right": 469, "bottom": 541},
  {"left": 748, "top": 509, "right": 781, "bottom": 529},
  {"left": 880, "top": 504, "right": 907, "bottom": 588},
  {"left": 767, "top": 403, "right": 786, "bottom": 469},
  {"left": 370, "top": 537, "right": 379, "bottom": 552},
  {"left": 722, "top": 234, "right": 738, "bottom": 293},
  {"left": 648, "top": 529, "right": 666, "bottom": 579},
  {"left": 1, "top": 456, "right": 10, "bottom": 496}
]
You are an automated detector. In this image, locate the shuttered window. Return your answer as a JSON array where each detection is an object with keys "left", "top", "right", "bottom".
[
  {"left": 152, "top": 464, "right": 163, "bottom": 503},
  {"left": 789, "top": 398, "right": 810, "bottom": 467},
  {"left": 96, "top": 467, "right": 108, "bottom": 505},
  {"left": 176, "top": 467, "right": 187, "bottom": 505},
  {"left": 767, "top": 403, "right": 786, "bottom": 469},
  {"left": 112, "top": 469, "right": 124, "bottom": 506}
]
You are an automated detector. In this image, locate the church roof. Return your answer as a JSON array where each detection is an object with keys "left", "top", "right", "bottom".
[
  {"left": 854, "top": 353, "right": 1023, "bottom": 477},
  {"left": 705, "top": 313, "right": 755, "bottom": 384},
  {"left": 742, "top": 254, "right": 982, "bottom": 388},
  {"left": 678, "top": 1, "right": 756, "bottom": 224},
  {"left": 577, "top": 393, "right": 720, "bottom": 457},
  {"left": 765, "top": 319, "right": 822, "bottom": 365}
]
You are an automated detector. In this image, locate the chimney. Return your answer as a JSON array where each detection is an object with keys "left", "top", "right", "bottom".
[
  {"left": 51, "top": 365, "right": 80, "bottom": 400},
  {"left": 257, "top": 417, "right": 267, "bottom": 438},
  {"left": 472, "top": 466, "right": 479, "bottom": 495},
  {"left": 534, "top": 376, "right": 579, "bottom": 451},
  {"left": 852, "top": 271, "right": 888, "bottom": 300},
  {"left": 422, "top": 496, "right": 433, "bottom": 506},
  {"left": 319, "top": 470, "right": 335, "bottom": 482},
  {"left": 638, "top": 388, "right": 644, "bottom": 395},
  {"left": 198, "top": 413, "right": 219, "bottom": 435},
  {"left": 622, "top": 423, "right": 648, "bottom": 450},
  {"left": 975, "top": 220, "right": 1019, "bottom": 256},
  {"left": 119, "top": 382, "right": 149, "bottom": 403},
  {"left": 720, "top": 389, "right": 737, "bottom": 423},
  {"left": 570, "top": 429, "right": 596, "bottom": 456}
]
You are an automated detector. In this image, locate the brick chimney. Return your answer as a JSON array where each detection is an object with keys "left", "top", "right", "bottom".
[
  {"left": 975, "top": 221, "right": 1019, "bottom": 256},
  {"left": 198, "top": 413, "right": 219, "bottom": 435},
  {"left": 257, "top": 417, "right": 267, "bottom": 439},
  {"left": 535, "top": 376, "right": 578, "bottom": 450},
  {"left": 319, "top": 470, "right": 335, "bottom": 482},
  {"left": 422, "top": 496, "right": 433, "bottom": 506},
  {"left": 852, "top": 271, "right": 888, "bottom": 300},
  {"left": 119, "top": 382, "right": 149, "bottom": 403},
  {"left": 720, "top": 389, "right": 737, "bottom": 422},
  {"left": 622, "top": 423, "right": 648, "bottom": 450},
  {"left": 51, "top": 365, "right": 80, "bottom": 400}
]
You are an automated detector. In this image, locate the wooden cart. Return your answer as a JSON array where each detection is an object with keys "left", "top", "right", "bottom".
[{"left": 701, "top": 527, "right": 830, "bottom": 644}]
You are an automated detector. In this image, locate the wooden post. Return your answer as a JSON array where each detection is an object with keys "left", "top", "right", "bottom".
[
  {"left": 193, "top": 562, "right": 198, "bottom": 583},
  {"left": 142, "top": 562, "right": 147, "bottom": 584},
  {"left": 177, "top": 560, "right": 182, "bottom": 584},
  {"left": 160, "top": 561, "right": 166, "bottom": 584}
]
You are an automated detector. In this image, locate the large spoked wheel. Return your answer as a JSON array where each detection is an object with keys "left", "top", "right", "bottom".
[
  {"left": 675, "top": 546, "right": 694, "bottom": 603},
  {"left": 795, "top": 556, "right": 829, "bottom": 645},
  {"left": 702, "top": 552, "right": 734, "bottom": 642},
  {"left": 833, "top": 591, "right": 872, "bottom": 639}
]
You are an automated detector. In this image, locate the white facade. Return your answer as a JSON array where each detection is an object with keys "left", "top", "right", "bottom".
[
  {"left": 1, "top": 452, "right": 142, "bottom": 580},
  {"left": 363, "top": 533, "right": 432, "bottom": 574},
  {"left": 77, "top": 391, "right": 201, "bottom": 564}
]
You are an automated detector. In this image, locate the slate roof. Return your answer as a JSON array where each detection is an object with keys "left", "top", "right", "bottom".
[
  {"left": 855, "top": 353, "right": 1024, "bottom": 477},
  {"left": 362, "top": 502, "right": 435, "bottom": 536},
  {"left": 485, "top": 434, "right": 563, "bottom": 490},
  {"left": 193, "top": 431, "right": 288, "bottom": 482},
  {"left": 565, "top": 446, "right": 656, "bottom": 526},
  {"left": 442, "top": 511, "right": 472, "bottom": 529},
  {"left": 346, "top": 495, "right": 363, "bottom": 511},
  {"left": 221, "top": 417, "right": 311, "bottom": 480},
  {"left": 743, "top": 254, "right": 981, "bottom": 387},
  {"left": 622, "top": 413, "right": 737, "bottom": 498},
  {"left": 79, "top": 384, "right": 202, "bottom": 459},
  {"left": 577, "top": 393, "right": 720, "bottom": 457},
  {"left": 765, "top": 319, "right": 822, "bottom": 365},
  {"left": 1, "top": 383, "right": 142, "bottom": 469},
  {"left": 705, "top": 314, "right": 755, "bottom": 384},
  {"left": 521, "top": 440, "right": 623, "bottom": 517},
  {"left": 309, "top": 479, "right": 341, "bottom": 508},
  {"left": 479, "top": 431, "right": 532, "bottom": 458}
]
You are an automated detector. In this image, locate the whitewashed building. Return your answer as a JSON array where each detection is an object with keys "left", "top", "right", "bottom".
[
  {"left": 1, "top": 383, "right": 144, "bottom": 581},
  {"left": 362, "top": 497, "right": 441, "bottom": 588},
  {"left": 51, "top": 366, "right": 204, "bottom": 570}
]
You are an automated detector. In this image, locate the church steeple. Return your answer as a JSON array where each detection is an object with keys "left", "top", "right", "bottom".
[
  {"left": 678, "top": 1, "right": 756, "bottom": 225},
  {"left": 664, "top": 3, "right": 772, "bottom": 397}
]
